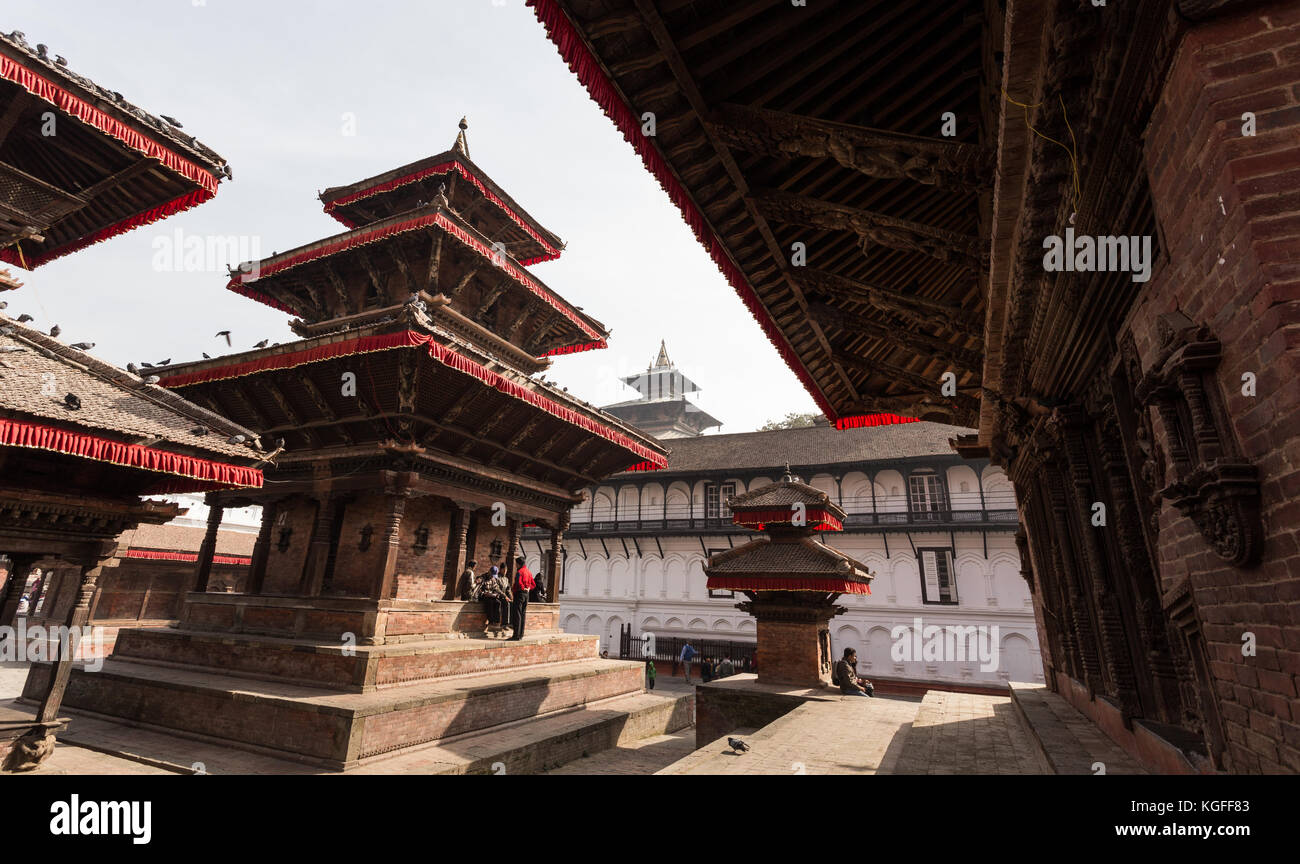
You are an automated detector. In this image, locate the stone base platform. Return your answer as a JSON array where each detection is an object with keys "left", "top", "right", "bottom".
[{"left": 22, "top": 628, "right": 647, "bottom": 770}]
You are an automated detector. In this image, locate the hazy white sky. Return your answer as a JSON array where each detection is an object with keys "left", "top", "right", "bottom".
[{"left": 5, "top": 0, "right": 820, "bottom": 433}]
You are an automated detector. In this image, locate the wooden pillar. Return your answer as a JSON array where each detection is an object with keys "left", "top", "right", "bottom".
[
  {"left": 547, "top": 513, "right": 568, "bottom": 603},
  {"left": 505, "top": 517, "right": 520, "bottom": 582},
  {"left": 35, "top": 551, "right": 114, "bottom": 724},
  {"left": 443, "top": 505, "right": 472, "bottom": 600},
  {"left": 373, "top": 494, "right": 407, "bottom": 600},
  {"left": 246, "top": 502, "right": 277, "bottom": 595},
  {"left": 193, "top": 503, "right": 224, "bottom": 593},
  {"left": 0, "top": 554, "right": 38, "bottom": 627},
  {"left": 300, "top": 495, "right": 334, "bottom": 596}
]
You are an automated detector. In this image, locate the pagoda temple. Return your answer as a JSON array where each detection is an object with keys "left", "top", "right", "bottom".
[
  {"left": 601, "top": 340, "right": 721, "bottom": 438},
  {"left": 706, "top": 466, "right": 873, "bottom": 687},
  {"left": 48, "top": 124, "right": 676, "bottom": 770}
]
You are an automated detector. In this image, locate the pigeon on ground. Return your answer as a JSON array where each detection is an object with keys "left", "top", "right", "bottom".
[
  {"left": 16, "top": 314, "right": 33, "bottom": 323},
  {"left": 70, "top": 342, "right": 94, "bottom": 350},
  {"left": 48, "top": 324, "right": 60, "bottom": 337},
  {"left": 727, "top": 737, "right": 750, "bottom": 754},
  {"left": 253, "top": 339, "right": 269, "bottom": 348},
  {"left": 63, "top": 393, "right": 81, "bottom": 410}
]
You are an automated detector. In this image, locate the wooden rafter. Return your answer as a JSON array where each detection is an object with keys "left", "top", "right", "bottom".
[{"left": 808, "top": 300, "right": 982, "bottom": 373}]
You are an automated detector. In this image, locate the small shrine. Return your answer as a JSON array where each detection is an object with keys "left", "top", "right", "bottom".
[{"left": 706, "top": 466, "right": 873, "bottom": 688}]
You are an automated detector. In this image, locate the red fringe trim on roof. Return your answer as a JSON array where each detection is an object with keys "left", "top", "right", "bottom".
[
  {"left": 229, "top": 211, "right": 602, "bottom": 344},
  {"left": 834, "top": 413, "right": 921, "bottom": 430},
  {"left": 122, "top": 549, "right": 251, "bottom": 566},
  {"left": 158, "top": 330, "right": 667, "bottom": 468},
  {"left": 0, "top": 55, "right": 219, "bottom": 197},
  {"left": 706, "top": 576, "right": 871, "bottom": 595},
  {"left": 622, "top": 460, "right": 665, "bottom": 472},
  {"left": 323, "top": 160, "right": 562, "bottom": 262},
  {"left": 541, "top": 339, "right": 607, "bottom": 357},
  {"left": 732, "top": 509, "right": 844, "bottom": 531},
  {"left": 0, "top": 187, "right": 216, "bottom": 270},
  {"left": 0, "top": 417, "right": 263, "bottom": 492}
]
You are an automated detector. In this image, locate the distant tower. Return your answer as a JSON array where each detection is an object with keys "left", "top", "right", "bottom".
[{"left": 602, "top": 340, "right": 721, "bottom": 439}]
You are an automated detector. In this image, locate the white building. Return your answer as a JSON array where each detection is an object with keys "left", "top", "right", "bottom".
[{"left": 523, "top": 420, "right": 1043, "bottom": 688}]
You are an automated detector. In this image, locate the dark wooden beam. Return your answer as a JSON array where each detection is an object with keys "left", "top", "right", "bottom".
[
  {"left": 791, "top": 267, "right": 983, "bottom": 339},
  {"left": 709, "top": 103, "right": 994, "bottom": 188},
  {"left": 808, "top": 300, "right": 982, "bottom": 373},
  {"left": 752, "top": 189, "right": 985, "bottom": 267},
  {"left": 833, "top": 351, "right": 981, "bottom": 412}
]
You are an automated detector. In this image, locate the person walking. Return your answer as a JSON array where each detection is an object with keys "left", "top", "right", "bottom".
[
  {"left": 679, "top": 642, "right": 697, "bottom": 683},
  {"left": 646, "top": 658, "right": 656, "bottom": 690},
  {"left": 509, "top": 556, "right": 534, "bottom": 640}
]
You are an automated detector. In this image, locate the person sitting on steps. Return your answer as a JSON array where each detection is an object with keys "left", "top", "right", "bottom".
[{"left": 834, "top": 647, "right": 875, "bottom": 697}]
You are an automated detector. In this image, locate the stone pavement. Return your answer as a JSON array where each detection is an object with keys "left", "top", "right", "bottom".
[
  {"left": 892, "top": 690, "right": 1047, "bottom": 774},
  {"left": 544, "top": 728, "right": 697, "bottom": 774}
]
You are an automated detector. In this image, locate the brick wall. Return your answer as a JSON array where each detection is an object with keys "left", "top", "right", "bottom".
[
  {"left": 329, "top": 493, "right": 386, "bottom": 597},
  {"left": 394, "top": 497, "right": 452, "bottom": 602},
  {"left": 262, "top": 498, "right": 318, "bottom": 594},
  {"left": 755, "top": 618, "right": 832, "bottom": 687},
  {"left": 1129, "top": 2, "right": 1300, "bottom": 773}
]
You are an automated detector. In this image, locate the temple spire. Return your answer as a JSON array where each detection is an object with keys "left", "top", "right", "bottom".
[
  {"left": 453, "top": 117, "right": 470, "bottom": 158},
  {"left": 654, "top": 339, "right": 671, "bottom": 369}
]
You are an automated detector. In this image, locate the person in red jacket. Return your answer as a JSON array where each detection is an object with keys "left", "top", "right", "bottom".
[{"left": 510, "top": 556, "right": 536, "bottom": 640}]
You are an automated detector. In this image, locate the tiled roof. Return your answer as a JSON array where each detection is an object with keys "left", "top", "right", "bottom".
[
  {"left": 617, "top": 420, "right": 973, "bottom": 475},
  {"left": 118, "top": 523, "right": 255, "bottom": 557},
  {"left": 706, "top": 536, "right": 873, "bottom": 581},
  {"left": 729, "top": 479, "right": 834, "bottom": 511},
  {"left": 0, "top": 316, "right": 261, "bottom": 461}
]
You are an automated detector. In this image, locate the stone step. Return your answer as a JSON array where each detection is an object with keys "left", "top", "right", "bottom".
[
  {"left": 48, "top": 687, "right": 693, "bottom": 775},
  {"left": 1008, "top": 683, "right": 1147, "bottom": 775},
  {"left": 109, "top": 627, "right": 601, "bottom": 691},
  {"left": 28, "top": 654, "right": 646, "bottom": 769}
]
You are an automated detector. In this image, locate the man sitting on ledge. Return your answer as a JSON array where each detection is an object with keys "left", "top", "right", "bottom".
[{"left": 834, "top": 648, "right": 874, "bottom": 697}]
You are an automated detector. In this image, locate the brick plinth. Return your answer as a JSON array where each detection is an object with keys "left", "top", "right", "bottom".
[{"left": 742, "top": 593, "right": 842, "bottom": 688}]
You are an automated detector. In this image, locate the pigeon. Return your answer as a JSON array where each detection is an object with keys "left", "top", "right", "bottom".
[
  {"left": 143, "top": 375, "right": 160, "bottom": 384},
  {"left": 16, "top": 314, "right": 33, "bottom": 323},
  {"left": 70, "top": 342, "right": 94, "bottom": 350},
  {"left": 35, "top": 43, "right": 47, "bottom": 59},
  {"left": 190, "top": 426, "right": 208, "bottom": 436},
  {"left": 141, "top": 361, "right": 155, "bottom": 369},
  {"left": 215, "top": 330, "right": 231, "bottom": 346},
  {"left": 0, "top": 326, "right": 12, "bottom": 336},
  {"left": 253, "top": 339, "right": 269, "bottom": 348},
  {"left": 156, "top": 358, "right": 171, "bottom": 366},
  {"left": 48, "top": 324, "right": 60, "bottom": 338},
  {"left": 161, "top": 115, "right": 183, "bottom": 128},
  {"left": 202, "top": 352, "right": 211, "bottom": 359},
  {"left": 0, "top": 301, "right": 6, "bottom": 309},
  {"left": 127, "top": 363, "right": 140, "bottom": 375},
  {"left": 227, "top": 434, "right": 247, "bottom": 445},
  {"left": 727, "top": 737, "right": 750, "bottom": 754},
  {"left": 272, "top": 437, "right": 285, "bottom": 450},
  {"left": 63, "top": 393, "right": 81, "bottom": 410},
  {"left": 55, "top": 55, "right": 67, "bottom": 67}
]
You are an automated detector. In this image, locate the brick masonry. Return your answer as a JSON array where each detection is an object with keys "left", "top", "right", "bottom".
[{"left": 1122, "top": 2, "right": 1300, "bottom": 773}]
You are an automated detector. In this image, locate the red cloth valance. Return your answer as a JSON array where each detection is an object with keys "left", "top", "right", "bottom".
[
  {"left": 0, "top": 55, "right": 219, "bottom": 195},
  {"left": 732, "top": 508, "right": 844, "bottom": 531},
  {"left": 158, "top": 330, "right": 667, "bottom": 468},
  {"left": 323, "top": 160, "right": 562, "bottom": 263},
  {"left": 229, "top": 210, "right": 603, "bottom": 347},
  {"left": 122, "top": 549, "right": 252, "bottom": 566},
  {"left": 835, "top": 414, "right": 921, "bottom": 430},
  {"left": 706, "top": 576, "right": 871, "bottom": 595},
  {"left": 622, "top": 460, "right": 665, "bottom": 472},
  {"left": 0, "top": 417, "right": 262, "bottom": 492},
  {"left": 0, "top": 187, "right": 215, "bottom": 271}
]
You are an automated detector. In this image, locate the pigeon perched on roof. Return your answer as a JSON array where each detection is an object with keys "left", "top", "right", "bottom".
[
  {"left": 253, "top": 339, "right": 269, "bottom": 348},
  {"left": 227, "top": 434, "right": 247, "bottom": 445},
  {"left": 16, "top": 314, "right": 32, "bottom": 323},
  {"left": 127, "top": 363, "right": 140, "bottom": 375},
  {"left": 727, "top": 737, "right": 750, "bottom": 754},
  {"left": 202, "top": 352, "right": 210, "bottom": 359},
  {"left": 156, "top": 358, "right": 171, "bottom": 366},
  {"left": 55, "top": 55, "right": 67, "bottom": 66},
  {"left": 70, "top": 342, "right": 94, "bottom": 350},
  {"left": 160, "top": 115, "right": 183, "bottom": 128},
  {"left": 63, "top": 393, "right": 81, "bottom": 410},
  {"left": 48, "top": 324, "right": 60, "bottom": 337},
  {"left": 190, "top": 426, "right": 208, "bottom": 436},
  {"left": 143, "top": 375, "right": 160, "bottom": 385}
]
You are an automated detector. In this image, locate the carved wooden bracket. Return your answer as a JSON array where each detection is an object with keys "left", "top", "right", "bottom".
[{"left": 1136, "top": 314, "right": 1261, "bottom": 567}]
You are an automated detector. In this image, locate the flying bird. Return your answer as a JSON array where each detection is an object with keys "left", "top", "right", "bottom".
[
  {"left": 16, "top": 314, "right": 33, "bottom": 323},
  {"left": 253, "top": 339, "right": 269, "bottom": 348},
  {"left": 70, "top": 342, "right": 94, "bottom": 350},
  {"left": 48, "top": 324, "right": 60, "bottom": 337},
  {"left": 63, "top": 393, "right": 81, "bottom": 410},
  {"left": 215, "top": 330, "right": 231, "bottom": 346},
  {"left": 727, "top": 737, "right": 750, "bottom": 754},
  {"left": 227, "top": 434, "right": 247, "bottom": 445}
]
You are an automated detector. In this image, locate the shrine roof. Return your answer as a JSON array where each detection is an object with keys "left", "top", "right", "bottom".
[
  {"left": 0, "top": 315, "right": 264, "bottom": 490},
  {"left": 0, "top": 31, "right": 229, "bottom": 269},
  {"left": 318, "top": 146, "right": 564, "bottom": 265},
  {"left": 705, "top": 535, "right": 873, "bottom": 593},
  {"left": 228, "top": 200, "right": 607, "bottom": 357}
]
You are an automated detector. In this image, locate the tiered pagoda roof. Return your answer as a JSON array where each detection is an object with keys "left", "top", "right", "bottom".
[
  {"left": 0, "top": 31, "right": 229, "bottom": 269},
  {"left": 705, "top": 466, "right": 872, "bottom": 595}
]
